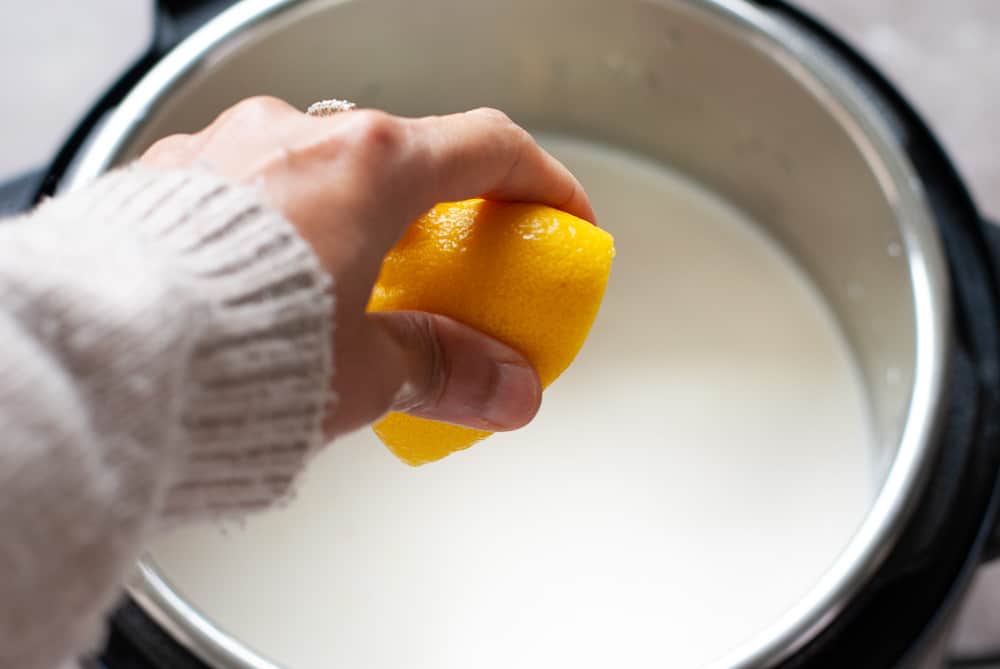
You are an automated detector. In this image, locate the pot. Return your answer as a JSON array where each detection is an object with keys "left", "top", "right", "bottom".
[{"left": 4, "top": 1, "right": 999, "bottom": 667}]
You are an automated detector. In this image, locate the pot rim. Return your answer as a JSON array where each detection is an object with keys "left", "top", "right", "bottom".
[{"left": 65, "top": 0, "right": 951, "bottom": 666}]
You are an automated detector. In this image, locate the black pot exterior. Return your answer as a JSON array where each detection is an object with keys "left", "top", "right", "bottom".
[
  {"left": 0, "top": 0, "right": 240, "bottom": 217},
  {"left": 753, "top": 3, "right": 1000, "bottom": 668}
]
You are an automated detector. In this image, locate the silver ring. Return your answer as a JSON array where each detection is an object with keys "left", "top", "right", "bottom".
[{"left": 306, "top": 99, "right": 357, "bottom": 117}]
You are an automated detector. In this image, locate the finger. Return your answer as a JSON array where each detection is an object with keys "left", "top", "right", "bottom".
[
  {"left": 406, "top": 108, "right": 596, "bottom": 223},
  {"left": 190, "top": 96, "right": 308, "bottom": 179},
  {"left": 375, "top": 311, "right": 542, "bottom": 430},
  {"left": 329, "top": 311, "right": 541, "bottom": 436},
  {"left": 207, "top": 95, "right": 301, "bottom": 131},
  {"left": 139, "top": 134, "right": 196, "bottom": 169}
]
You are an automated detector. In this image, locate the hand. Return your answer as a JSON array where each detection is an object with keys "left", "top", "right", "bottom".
[{"left": 140, "top": 96, "right": 595, "bottom": 438}]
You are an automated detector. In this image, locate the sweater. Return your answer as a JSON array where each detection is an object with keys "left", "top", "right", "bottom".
[{"left": 0, "top": 166, "right": 334, "bottom": 669}]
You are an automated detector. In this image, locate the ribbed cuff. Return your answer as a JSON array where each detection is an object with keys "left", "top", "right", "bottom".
[{"left": 64, "top": 166, "right": 335, "bottom": 520}]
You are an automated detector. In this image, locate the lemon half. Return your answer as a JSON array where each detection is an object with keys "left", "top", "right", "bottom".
[{"left": 368, "top": 199, "right": 614, "bottom": 465}]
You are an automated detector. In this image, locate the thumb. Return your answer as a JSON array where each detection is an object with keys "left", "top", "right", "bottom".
[{"left": 359, "top": 311, "right": 542, "bottom": 435}]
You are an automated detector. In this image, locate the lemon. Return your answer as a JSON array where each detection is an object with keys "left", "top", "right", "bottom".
[{"left": 368, "top": 198, "right": 615, "bottom": 465}]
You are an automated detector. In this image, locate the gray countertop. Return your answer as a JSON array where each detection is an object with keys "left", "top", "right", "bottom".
[
  {"left": 1, "top": 0, "right": 998, "bottom": 663},
  {"left": 797, "top": 0, "right": 999, "bottom": 222}
]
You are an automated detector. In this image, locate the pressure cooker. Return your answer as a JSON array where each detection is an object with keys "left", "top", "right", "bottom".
[{"left": 2, "top": 1, "right": 999, "bottom": 667}]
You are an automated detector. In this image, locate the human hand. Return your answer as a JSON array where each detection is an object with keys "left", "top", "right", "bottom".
[{"left": 140, "top": 96, "right": 595, "bottom": 438}]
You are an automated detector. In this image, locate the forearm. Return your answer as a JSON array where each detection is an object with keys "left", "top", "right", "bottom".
[{"left": 0, "top": 166, "right": 333, "bottom": 668}]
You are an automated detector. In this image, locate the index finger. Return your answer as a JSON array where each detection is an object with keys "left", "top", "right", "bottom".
[{"left": 405, "top": 108, "right": 597, "bottom": 224}]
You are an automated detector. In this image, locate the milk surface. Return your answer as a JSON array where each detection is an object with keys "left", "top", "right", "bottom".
[{"left": 148, "top": 135, "right": 873, "bottom": 669}]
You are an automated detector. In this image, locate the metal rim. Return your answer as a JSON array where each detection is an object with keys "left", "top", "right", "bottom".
[
  {"left": 687, "top": 5, "right": 950, "bottom": 665},
  {"left": 66, "top": 0, "right": 951, "bottom": 667}
]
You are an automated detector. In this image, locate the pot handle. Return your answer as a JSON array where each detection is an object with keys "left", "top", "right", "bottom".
[{"left": 0, "top": 0, "right": 239, "bottom": 217}]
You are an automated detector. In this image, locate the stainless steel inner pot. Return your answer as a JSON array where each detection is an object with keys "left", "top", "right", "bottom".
[{"left": 63, "top": 0, "right": 950, "bottom": 666}]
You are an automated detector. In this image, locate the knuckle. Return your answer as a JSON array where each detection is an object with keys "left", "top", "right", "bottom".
[
  {"left": 377, "top": 313, "right": 448, "bottom": 413},
  {"left": 475, "top": 107, "right": 531, "bottom": 152},
  {"left": 347, "top": 110, "right": 405, "bottom": 156},
  {"left": 473, "top": 106, "right": 515, "bottom": 128},
  {"left": 401, "top": 314, "right": 447, "bottom": 411},
  {"left": 475, "top": 107, "right": 529, "bottom": 142},
  {"left": 241, "top": 95, "right": 292, "bottom": 113},
  {"left": 218, "top": 95, "right": 293, "bottom": 125},
  {"left": 415, "top": 315, "right": 448, "bottom": 408},
  {"left": 145, "top": 134, "right": 183, "bottom": 155},
  {"left": 141, "top": 133, "right": 193, "bottom": 165}
]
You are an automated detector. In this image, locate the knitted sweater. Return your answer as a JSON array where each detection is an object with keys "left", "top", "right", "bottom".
[{"left": 0, "top": 166, "right": 334, "bottom": 669}]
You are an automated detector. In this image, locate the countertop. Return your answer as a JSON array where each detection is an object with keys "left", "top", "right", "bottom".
[{"left": 1, "top": 0, "right": 998, "bottom": 663}]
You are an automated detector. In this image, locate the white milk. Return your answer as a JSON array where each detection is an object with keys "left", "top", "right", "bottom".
[{"left": 148, "top": 135, "right": 873, "bottom": 669}]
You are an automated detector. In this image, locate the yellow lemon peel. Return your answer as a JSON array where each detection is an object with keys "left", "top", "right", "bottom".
[{"left": 368, "top": 199, "right": 615, "bottom": 465}]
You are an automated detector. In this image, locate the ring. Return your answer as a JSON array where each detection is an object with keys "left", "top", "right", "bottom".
[{"left": 306, "top": 99, "right": 358, "bottom": 117}]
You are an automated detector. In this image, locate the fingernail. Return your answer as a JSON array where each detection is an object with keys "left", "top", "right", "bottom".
[{"left": 479, "top": 361, "right": 541, "bottom": 430}]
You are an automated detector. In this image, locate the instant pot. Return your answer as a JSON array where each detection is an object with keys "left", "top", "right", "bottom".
[{"left": 3, "top": 0, "right": 999, "bottom": 667}]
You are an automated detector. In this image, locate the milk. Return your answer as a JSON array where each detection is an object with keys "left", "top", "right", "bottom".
[{"left": 148, "top": 135, "right": 873, "bottom": 669}]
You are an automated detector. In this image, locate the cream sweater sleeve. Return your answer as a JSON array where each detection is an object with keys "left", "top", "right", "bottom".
[{"left": 0, "top": 166, "right": 334, "bottom": 669}]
